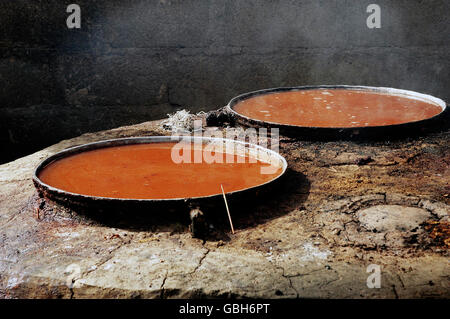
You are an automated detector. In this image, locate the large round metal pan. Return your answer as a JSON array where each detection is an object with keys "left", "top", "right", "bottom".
[
  {"left": 226, "top": 85, "right": 448, "bottom": 140},
  {"left": 33, "top": 136, "right": 287, "bottom": 214}
]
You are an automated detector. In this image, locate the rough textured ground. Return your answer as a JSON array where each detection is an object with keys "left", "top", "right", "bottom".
[{"left": 0, "top": 119, "right": 449, "bottom": 299}]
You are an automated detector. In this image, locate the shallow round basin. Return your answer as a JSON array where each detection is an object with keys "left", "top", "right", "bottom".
[
  {"left": 33, "top": 136, "right": 287, "bottom": 209},
  {"left": 227, "top": 85, "right": 447, "bottom": 139}
]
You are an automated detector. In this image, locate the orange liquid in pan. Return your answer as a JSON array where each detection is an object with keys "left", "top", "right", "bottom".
[
  {"left": 233, "top": 89, "right": 442, "bottom": 128},
  {"left": 38, "top": 142, "right": 282, "bottom": 199}
]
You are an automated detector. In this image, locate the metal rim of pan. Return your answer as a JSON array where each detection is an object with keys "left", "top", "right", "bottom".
[
  {"left": 33, "top": 135, "right": 288, "bottom": 205},
  {"left": 225, "top": 85, "right": 448, "bottom": 139}
]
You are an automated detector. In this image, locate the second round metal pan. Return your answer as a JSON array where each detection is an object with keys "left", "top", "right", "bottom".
[{"left": 226, "top": 85, "right": 448, "bottom": 140}]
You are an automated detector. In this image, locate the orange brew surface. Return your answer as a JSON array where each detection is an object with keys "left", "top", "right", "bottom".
[
  {"left": 233, "top": 89, "right": 442, "bottom": 128},
  {"left": 38, "top": 142, "right": 282, "bottom": 199}
]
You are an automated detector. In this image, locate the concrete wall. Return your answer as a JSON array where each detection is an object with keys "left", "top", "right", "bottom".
[{"left": 0, "top": 0, "right": 449, "bottom": 162}]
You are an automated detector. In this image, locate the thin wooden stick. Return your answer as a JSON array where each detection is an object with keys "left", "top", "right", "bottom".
[{"left": 221, "top": 184, "right": 235, "bottom": 234}]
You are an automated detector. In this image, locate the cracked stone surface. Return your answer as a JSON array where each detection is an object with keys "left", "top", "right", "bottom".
[
  {"left": 0, "top": 119, "right": 449, "bottom": 299},
  {"left": 357, "top": 205, "right": 432, "bottom": 233}
]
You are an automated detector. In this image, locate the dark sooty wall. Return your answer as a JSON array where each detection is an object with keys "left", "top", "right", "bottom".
[{"left": 0, "top": 0, "right": 449, "bottom": 163}]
